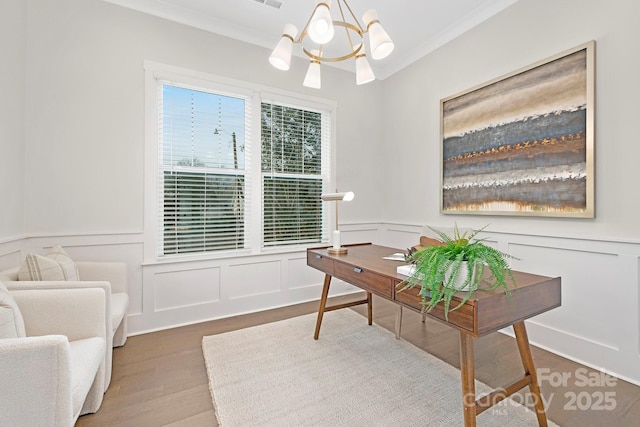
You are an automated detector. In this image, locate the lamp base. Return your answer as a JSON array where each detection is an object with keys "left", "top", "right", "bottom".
[{"left": 328, "top": 247, "right": 348, "bottom": 255}]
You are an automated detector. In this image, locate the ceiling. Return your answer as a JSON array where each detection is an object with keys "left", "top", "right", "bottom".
[{"left": 103, "top": 0, "right": 519, "bottom": 80}]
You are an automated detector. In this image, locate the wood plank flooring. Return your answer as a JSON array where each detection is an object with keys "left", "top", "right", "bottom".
[{"left": 77, "top": 294, "right": 640, "bottom": 426}]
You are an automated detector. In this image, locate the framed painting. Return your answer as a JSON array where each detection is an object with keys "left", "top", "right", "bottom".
[{"left": 440, "top": 41, "right": 595, "bottom": 217}]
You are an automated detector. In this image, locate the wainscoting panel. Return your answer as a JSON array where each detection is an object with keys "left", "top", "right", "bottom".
[
  {"left": 379, "top": 224, "right": 640, "bottom": 386},
  {"left": 227, "top": 259, "right": 281, "bottom": 300},
  {"left": 154, "top": 266, "right": 221, "bottom": 311},
  {"left": 2, "top": 224, "right": 639, "bottom": 385},
  {"left": 288, "top": 256, "right": 325, "bottom": 290},
  {"left": 133, "top": 248, "right": 362, "bottom": 334},
  {"left": 510, "top": 243, "right": 623, "bottom": 350},
  {"left": 0, "top": 239, "right": 24, "bottom": 272}
]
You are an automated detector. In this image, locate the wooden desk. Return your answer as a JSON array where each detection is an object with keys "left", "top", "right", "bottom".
[{"left": 307, "top": 243, "right": 561, "bottom": 427}]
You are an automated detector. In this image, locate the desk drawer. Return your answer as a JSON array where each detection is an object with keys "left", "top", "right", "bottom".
[
  {"left": 307, "top": 252, "right": 334, "bottom": 275},
  {"left": 395, "top": 285, "right": 475, "bottom": 333},
  {"left": 334, "top": 262, "right": 393, "bottom": 298}
]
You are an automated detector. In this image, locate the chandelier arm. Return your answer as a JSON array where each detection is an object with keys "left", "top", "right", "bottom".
[
  {"left": 336, "top": 0, "right": 355, "bottom": 52},
  {"left": 296, "top": 4, "right": 321, "bottom": 43},
  {"left": 341, "top": 0, "right": 365, "bottom": 33},
  {"left": 303, "top": 48, "right": 360, "bottom": 63},
  {"left": 366, "top": 19, "right": 380, "bottom": 31},
  {"left": 301, "top": 21, "right": 362, "bottom": 62}
]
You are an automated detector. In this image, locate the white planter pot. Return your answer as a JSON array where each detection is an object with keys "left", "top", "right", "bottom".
[{"left": 444, "top": 261, "right": 476, "bottom": 292}]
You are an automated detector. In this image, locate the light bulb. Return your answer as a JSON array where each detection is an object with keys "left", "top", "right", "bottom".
[{"left": 307, "top": 0, "right": 334, "bottom": 45}]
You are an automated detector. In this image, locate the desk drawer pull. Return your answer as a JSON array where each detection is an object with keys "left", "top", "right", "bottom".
[
  {"left": 354, "top": 268, "right": 362, "bottom": 273},
  {"left": 315, "top": 255, "right": 322, "bottom": 259}
]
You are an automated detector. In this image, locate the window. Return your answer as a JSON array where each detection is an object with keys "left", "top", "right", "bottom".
[
  {"left": 148, "top": 64, "right": 333, "bottom": 259},
  {"left": 160, "top": 84, "right": 249, "bottom": 255},
  {"left": 262, "top": 103, "right": 325, "bottom": 247}
]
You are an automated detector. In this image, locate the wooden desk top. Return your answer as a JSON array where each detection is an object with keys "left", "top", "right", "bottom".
[{"left": 308, "top": 243, "right": 561, "bottom": 338}]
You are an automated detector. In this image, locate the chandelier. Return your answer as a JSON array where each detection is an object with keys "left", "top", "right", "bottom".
[{"left": 268, "top": 0, "right": 394, "bottom": 88}]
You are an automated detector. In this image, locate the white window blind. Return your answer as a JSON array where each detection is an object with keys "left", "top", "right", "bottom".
[
  {"left": 261, "top": 102, "right": 330, "bottom": 247},
  {"left": 148, "top": 64, "right": 334, "bottom": 259},
  {"left": 159, "top": 82, "right": 251, "bottom": 256}
]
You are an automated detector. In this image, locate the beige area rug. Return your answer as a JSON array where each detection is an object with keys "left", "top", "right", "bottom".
[{"left": 202, "top": 309, "right": 559, "bottom": 426}]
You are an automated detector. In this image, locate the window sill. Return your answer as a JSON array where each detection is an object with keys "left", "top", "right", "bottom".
[{"left": 142, "top": 243, "right": 328, "bottom": 266}]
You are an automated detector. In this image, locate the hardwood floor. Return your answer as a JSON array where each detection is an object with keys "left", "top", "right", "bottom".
[{"left": 77, "top": 294, "right": 640, "bottom": 426}]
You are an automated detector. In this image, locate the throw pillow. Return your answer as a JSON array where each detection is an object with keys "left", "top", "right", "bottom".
[
  {"left": 18, "top": 245, "right": 79, "bottom": 281},
  {"left": 0, "top": 281, "right": 26, "bottom": 338}
]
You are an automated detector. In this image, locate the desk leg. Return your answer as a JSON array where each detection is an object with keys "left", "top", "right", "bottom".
[
  {"left": 314, "top": 274, "right": 332, "bottom": 340},
  {"left": 459, "top": 332, "right": 477, "bottom": 427},
  {"left": 367, "top": 291, "right": 373, "bottom": 326},
  {"left": 513, "top": 322, "right": 548, "bottom": 427},
  {"left": 395, "top": 305, "right": 403, "bottom": 339}
]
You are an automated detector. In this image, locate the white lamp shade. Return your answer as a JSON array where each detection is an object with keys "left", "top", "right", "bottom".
[
  {"left": 307, "top": 0, "right": 334, "bottom": 45},
  {"left": 355, "top": 54, "right": 375, "bottom": 85},
  {"left": 303, "top": 50, "right": 321, "bottom": 89},
  {"left": 362, "top": 9, "right": 394, "bottom": 60},
  {"left": 321, "top": 191, "right": 354, "bottom": 202},
  {"left": 269, "top": 24, "right": 299, "bottom": 71}
]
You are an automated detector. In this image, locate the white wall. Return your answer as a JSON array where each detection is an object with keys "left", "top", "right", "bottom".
[
  {"left": 0, "top": 0, "right": 26, "bottom": 240},
  {"left": 381, "top": 0, "right": 640, "bottom": 384},
  {"left": 0, "top": 0, "right": 384, "bottom": 334},
  {"left": 2, "top": 0, "right": 640, "bottom": 387},
  {"left": 21, "top": 0, "right": 383, "bottom": 235},
  {"left": 382, "top": 0, "right": 640, "bottom": 240}
]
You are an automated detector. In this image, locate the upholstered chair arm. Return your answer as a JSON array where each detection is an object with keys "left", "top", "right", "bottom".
[{"left": 0, "top": 335, "right": 74, "bottom": 427}]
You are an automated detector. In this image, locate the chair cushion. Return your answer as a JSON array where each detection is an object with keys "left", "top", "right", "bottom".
[
  {"left": 0, "top": 282, "right": 26, "bottom": 338},
  {"left": 18, "top": 245, "right": 79, "bottom": 281}
]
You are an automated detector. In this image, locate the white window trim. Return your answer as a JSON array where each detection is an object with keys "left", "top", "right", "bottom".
[{"left": 143, "top": 61, "right": 337, "bottom": 264}]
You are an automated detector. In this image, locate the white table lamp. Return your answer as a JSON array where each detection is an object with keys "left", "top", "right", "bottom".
[{"left": 321, "top": 191, "right": 354, "bottom": 255}]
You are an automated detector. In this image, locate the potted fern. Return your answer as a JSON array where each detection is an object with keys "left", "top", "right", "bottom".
[{"left": 399, "top": 224, "right": 517, "bottom": 319}]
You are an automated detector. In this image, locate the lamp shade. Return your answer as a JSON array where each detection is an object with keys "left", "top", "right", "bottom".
[
  {"left": 355, "top": 54, "right": 375, "bottom": 85},
  {"left": 303, "top": 50, "right": 322, "bottom": 89},
  {"left": 269, "top": 24, "right": 299, "bottom": 71},
  {"left": 362, "top": 9, "right": 394, "bottom": 60},
  {"left": 321, "top": 191, "right": 354, "bottom": 202},
  {"left": 307, "top": 0, "right": 334, "bottom": 45}
]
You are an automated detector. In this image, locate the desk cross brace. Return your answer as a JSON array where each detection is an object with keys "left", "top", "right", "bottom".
[{"left": 314, "top": 274, "right": 372, "bottom": 340}]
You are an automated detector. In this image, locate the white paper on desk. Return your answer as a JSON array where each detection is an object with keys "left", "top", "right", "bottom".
[
  {"left": 383, "top": 253, "right": 406, "bottom": 261},
  {"left": 396, "top": 264, "right": 417, "bottom": 276}
]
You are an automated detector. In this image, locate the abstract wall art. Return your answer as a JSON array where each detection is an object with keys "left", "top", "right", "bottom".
[{"left": 441, "top": 41, "right": 595, "bottom": 217}]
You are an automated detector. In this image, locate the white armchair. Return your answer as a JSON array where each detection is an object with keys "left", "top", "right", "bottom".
[
  {"left": 0, "top": 284, "right": 106, "bottom": 426},
  {"left": 1, "top": 261, "right": 130, "bottom": 390},
  {"left": 74, "top": 262, "right": 129, "bottom": 347}
]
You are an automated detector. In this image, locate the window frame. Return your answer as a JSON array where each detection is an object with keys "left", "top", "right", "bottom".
[
  {"left": 159, "top": 81, "right": 252, "bottom": 256},
  {"left": 260, "top": 99, "right": 331, "bottom": 249},
  {"left": 143, "top": 62, "right": 337, "bottom": 263}
]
